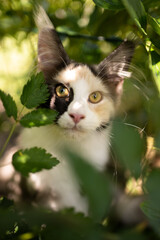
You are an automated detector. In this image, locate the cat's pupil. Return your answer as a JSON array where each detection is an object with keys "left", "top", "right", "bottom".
[
  {"left": 60, "top": 87, "right": 65, "bottom": 93},
  {"left": 93, "top": 93, "right": 97, "bottom": 99}
]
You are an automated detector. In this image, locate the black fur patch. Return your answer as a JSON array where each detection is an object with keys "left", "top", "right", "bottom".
[
  {"left": 54, "top": 87, "right": 74, "bottom": 117},
  {"left": 39, "top": 82, "right": 74, "bottom": 121}
]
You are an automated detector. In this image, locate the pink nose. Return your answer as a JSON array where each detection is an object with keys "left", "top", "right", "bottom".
[{"left": 69, "top": 113, "right": 85, "bottom": 124}]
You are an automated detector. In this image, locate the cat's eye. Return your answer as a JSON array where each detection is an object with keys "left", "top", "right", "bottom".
[
  {"left": 56, "top": 85, "right": 69, "bottom": 98},
  {"left": 89, "top": 91, "right": 102, "bottom": 104}
]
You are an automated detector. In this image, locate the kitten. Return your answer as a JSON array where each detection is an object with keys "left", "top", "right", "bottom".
[{"left": 20, "top": 7, "right": 135, "bottom": 214}]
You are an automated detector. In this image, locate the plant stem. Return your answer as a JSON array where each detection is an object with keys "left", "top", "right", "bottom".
[
  {"left": 18, "top": 106, "right": 25, "bottom": 119},
  {"left": 0, "top": 122, "right": 17, "bottom": 159},
  {"left": 57, "top": 31, "right": 123, "bottom": 43},
  {"left": 0, "top": 105, "right": 25, "bottom": 160}
]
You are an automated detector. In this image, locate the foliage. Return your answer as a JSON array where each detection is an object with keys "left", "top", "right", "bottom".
[
  {"left": 21, "top": 72, "right": 50, "bottom": 109},
  {"left": 112, "top": 120, "right": 145, "bottom": 179},
  {"left": 0, "top": 73, "right": 57, "bottom": 159},
  {"left": 66, "top": 150, "right": 112, "bottom": 221},
  {"left": 0, "top": 90, "right": 17, "bottom": 120},
  {"left": 20, "top": 108, "right": 58, "bottom": 127},
  {"left": 12, "top": 147, "right": 59, "bottom": 177},
  {"left": 0, "top": 0, "right": 160, "bottom": 239}
]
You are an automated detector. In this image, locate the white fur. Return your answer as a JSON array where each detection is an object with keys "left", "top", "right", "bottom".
[
  {"left": 20, "top": 124, "right": 111, "bottom": 214},
  {"left": 20, "top": 66, "right": 114, "bottom": 214}
]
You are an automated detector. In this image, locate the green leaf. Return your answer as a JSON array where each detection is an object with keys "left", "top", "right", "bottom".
[
  {"left": 141, "top": 201, "right": 160, "bottom": 236},
  {"left": 150, "top": 51, "right": 160, "bottom": 93},
  {"left": 20, "top": 108, "right": 58, "bottom": 128},
  {"left": 148, "top": 15, "right": 160, "bottom": 36},
  {"left": 65, "top": 150, "right": 112, "bottom": 221},
  {"left": 112, "top": 120, "right": 145, "bottom": 178},
  {"left": 141, "top": 169, "right": 160, "bottom": 236},
  {"left": 20, "top": 72, "right": 49, "bottom": 109},
  {"left": 0, "top": 90, "right": 17, "bottom": 120},
  {"left": 12, "top": 147, "right": 59, "bottom": 177},
  {"left": 147, "top": 16, "right": 160, "bottom": 49},
  {"left": 155, "top": 132, "right": 160, "bottom": 150},
  {"left": 122, "top": 0, "right": 147, "bottom": 34},
  {"left": 92, "top": 0, "right": 124, "bottom": 10}
]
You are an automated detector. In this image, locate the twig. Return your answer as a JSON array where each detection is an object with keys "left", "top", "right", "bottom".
[
  {"left": 57, "top": 31, "right": 123, "bottom": 43},
  {"left": 0, "top": 122, "right": 17, "bottom": 159}
]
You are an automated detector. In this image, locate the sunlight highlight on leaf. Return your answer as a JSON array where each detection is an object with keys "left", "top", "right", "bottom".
[
  {"left": 122, "top": 0, "right": 147, "bottom": 34},
  {"left": 20, "top": 108, "right": 58, "bottom": 128},
  {"left": 12, "top": 147, "right": 59, "bottom": 177}
]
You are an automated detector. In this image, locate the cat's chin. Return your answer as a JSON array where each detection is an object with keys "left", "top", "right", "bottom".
[{"left": 61, "top": 126, "right": 88, "bottom": 139}]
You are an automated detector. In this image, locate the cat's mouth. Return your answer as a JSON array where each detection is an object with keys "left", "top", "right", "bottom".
[
  {"left": 62, "top": 124, "right": 85, "bottom": 134},
  {"left": 68, "top": 125, "right": 84, "bottom": 132}
]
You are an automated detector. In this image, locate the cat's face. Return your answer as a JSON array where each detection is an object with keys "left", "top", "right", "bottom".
[
  {"left": 36, "top": 8, "right": 134, "bottom": 136},
  {"left": 50, "top": 64, "right": 114, "bottom": 134}
]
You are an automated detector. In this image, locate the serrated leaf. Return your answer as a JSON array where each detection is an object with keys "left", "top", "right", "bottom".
[
  {"left": 112, "top": 120, "right": 145, "bottom": 178},
  {"left": 92, "top": 0, "right": 124, "bottom": 10},
  {"left": 122, "top": 0, "right": 147, "bottom": 34},
  {"left": 20, "top": 72, "right": 49, "bottom": 109},
  {"left": 0, "top": 90, "right": 17, "bottom": 120},
  {"left": 65, "top": 150, "right": 112, "bottom": 221},
  {"left": 20, "top": 108, "right": 58, "bottom": 128},
  {"left": 12, "top": 147, "right": 59, "bottom": 177}
]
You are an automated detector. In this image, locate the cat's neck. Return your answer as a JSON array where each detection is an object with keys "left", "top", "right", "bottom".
[{"left": 20, "top": 124, "right": 111, "bottom": 171}]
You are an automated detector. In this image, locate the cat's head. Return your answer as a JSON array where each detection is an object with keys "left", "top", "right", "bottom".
[{"left": 36, "top": 7, "right": 135, "bottom": 136}]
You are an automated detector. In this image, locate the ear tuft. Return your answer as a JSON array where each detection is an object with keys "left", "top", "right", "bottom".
[
  {"left": 98, "top": 40, "right": 135, "bottom": 98},
  {"left": 35, "top": 6, "right": 70, "bottom": 79},
  {"left": 34, "top": 5, "right": 54, "bottom": 30}
]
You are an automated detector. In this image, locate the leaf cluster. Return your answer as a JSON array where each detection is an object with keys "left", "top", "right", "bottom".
[
  {"left": 91, "top": 0, "right": 160, "bottom": 236},
  {"left": 0, "top": 72, "right": 58, "bottom": 172}
]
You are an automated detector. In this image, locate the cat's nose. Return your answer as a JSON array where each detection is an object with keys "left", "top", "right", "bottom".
[{"left": 69, "top": 113, "right": 85, "bottom": 124}]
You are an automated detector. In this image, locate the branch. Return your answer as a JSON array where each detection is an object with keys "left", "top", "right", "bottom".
[{"left": 57, "top": 31, "right": 123, "bottom": 43}]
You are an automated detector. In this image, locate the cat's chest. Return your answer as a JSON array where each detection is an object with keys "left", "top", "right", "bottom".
[
  {"left": 20, "top": 125, "right": 110, "bottom": 170},
  {"left": 20, "top": 125, "right": 110, "bottom": 212}
]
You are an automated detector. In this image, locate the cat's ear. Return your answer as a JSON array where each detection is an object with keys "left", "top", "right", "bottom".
[
  {"left": 97, "top": 41, "right": 135, "bottom": 97},
  {"left": 35, "top": 7, "right": 70, "bottom": 78}
]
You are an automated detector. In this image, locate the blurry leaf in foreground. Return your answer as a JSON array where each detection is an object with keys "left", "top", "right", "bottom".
[
  {"left": 12, "top": 147, "right": 59, "bottom": 177},
  {"left": 155, "top": 132, "right": 160, "bottom": 149},
  {"left": 147, "top": 15, "right": 160, "bottom": 49},
  {"left": 0, "top": 197, "right": 14, "bottom": 209},
  {"left": 112, "top": 120, "right": 145, "bottom": 178},
  {"left": 20, "top": 72, "right": 49, "bottom": 109},
  {"left": 148, "top": 15, "right": 160, "bottom": 36},
  {"left": 0, "top": 90, "right": 17, "bottom": 120},
  {"left": 20, "top": 108, "right": 58, "bottom": 128},
  {"left": 65, "top": 150, "right": 112, "bottom": 222},
  {"left": 150, "top": 51, "right": 160, "bottom": 94},
  {"left": 92, "top": 0, "right": 124, "bottom": 10},
  {"left": 0, "top": 198, "right": 17, "bottom": 237},
  {"left": 122, "top": 0, "right": 147, "bottom": 34},
  {"left": 0, "top": 208, "right": 18, "bottom": 237},
  {"left": 24, "top": 207, "right": 101, "bottom": 240},
  {"left": 141, "top": 169, "right": 160, "bottom": 236},
  {"left": 119, "top": 229, "right": 147, "bottom": 240}
]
